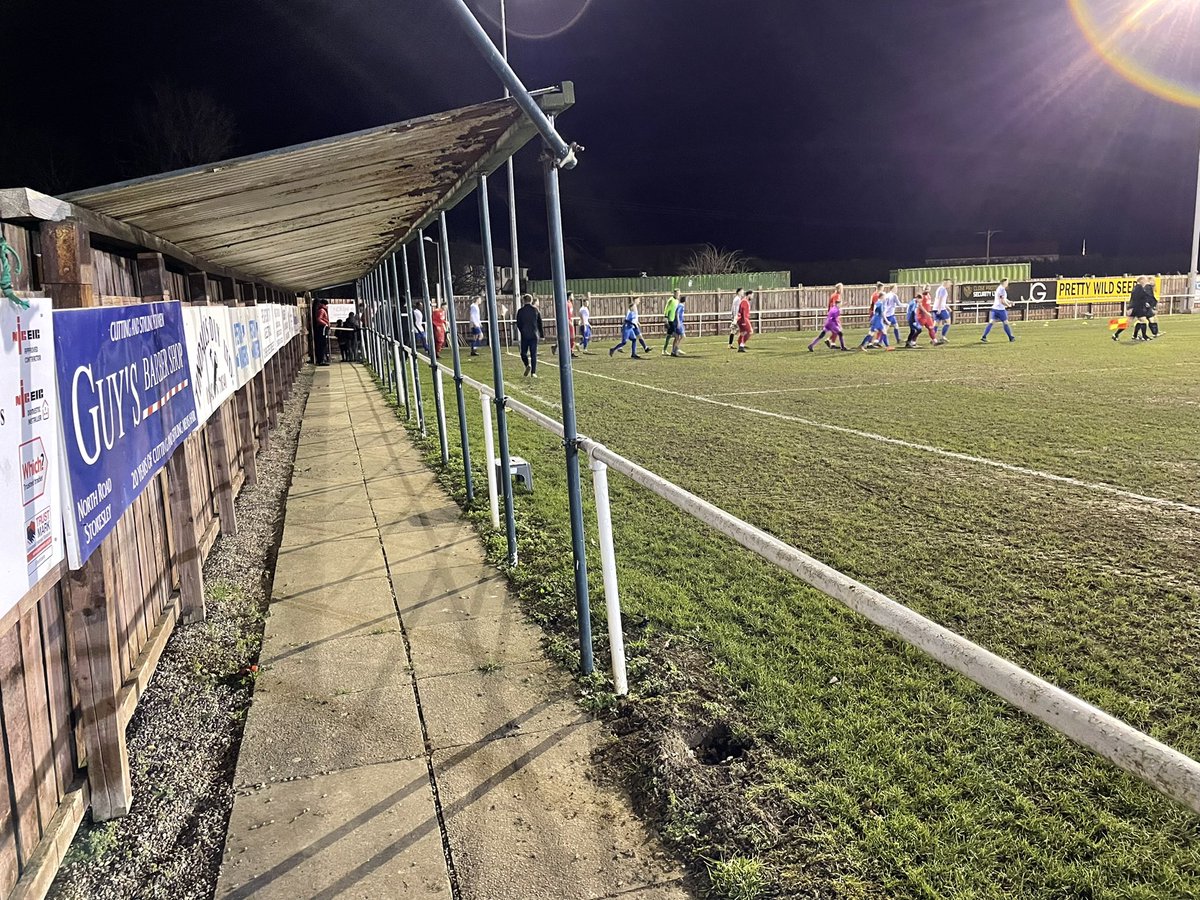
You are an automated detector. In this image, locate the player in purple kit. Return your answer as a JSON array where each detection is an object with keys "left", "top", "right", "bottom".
[{"left": 808, "top": 294, "right": 848, "bottom": 351}]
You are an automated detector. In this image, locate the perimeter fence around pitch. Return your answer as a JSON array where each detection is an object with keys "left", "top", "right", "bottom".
[
  {"left": 420, "top": 274, "right": 1192, "bottom": 345},
  {"left": 354, "top": 329, "right": 1200, "bottom": 821}
]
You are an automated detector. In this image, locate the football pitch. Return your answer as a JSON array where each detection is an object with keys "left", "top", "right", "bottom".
[{"left": 404, "top": 315, "right": 1200, "bottom": 898}]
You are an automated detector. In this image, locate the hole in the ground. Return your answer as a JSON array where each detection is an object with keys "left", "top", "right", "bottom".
[{"left": 686, "top": 722, "right": 752, "bottom": 766}]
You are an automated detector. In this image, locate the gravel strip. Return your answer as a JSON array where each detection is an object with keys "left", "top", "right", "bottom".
[{"left": 49, "top": 368, "right": 313, "bottom": 900}]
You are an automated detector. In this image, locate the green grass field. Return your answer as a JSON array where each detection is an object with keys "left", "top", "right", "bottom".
[{"left": 396, "top": 314, "right": 1200, "bottom": 899}]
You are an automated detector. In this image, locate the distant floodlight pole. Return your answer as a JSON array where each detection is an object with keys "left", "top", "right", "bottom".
[
  {"left": 438, "top": 211, "right": 475, "bottom": 504},
  {"left": 417, "top": 227, "right": 450, "bottom": 463},
  {"left": 398, "top": 246, "right": 426, "bottom": 434},
  {"left": 478, "top": 173, "right": 519, "bottom": 565},
  {"left": 1189, "top": 132, "right": 1200, "bottom": 313},
  {"left": 977, "top": 228, "right": 1002, "bottom": 264},
  {"left": 544, "top": 134, "right": 594, "bottom": 676}
]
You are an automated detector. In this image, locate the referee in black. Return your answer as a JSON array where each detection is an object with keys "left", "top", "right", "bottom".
[
  {"left": 1115, "top": 277, "right": 1147, "bottom": 342},
  {"left": 1144, "top": 276, "right": 1161, "bottom": 339}
]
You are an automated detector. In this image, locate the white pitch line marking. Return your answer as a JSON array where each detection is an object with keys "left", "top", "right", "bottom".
[
  {"left": 562, "top": 365, "right": 1200, "bottom": 517},
  {"left": 699, "top": 360, "right": 1200, "bottom": 397}
]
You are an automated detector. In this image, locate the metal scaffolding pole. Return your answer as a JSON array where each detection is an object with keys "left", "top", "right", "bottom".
[
  {"left": 500, "top": 0, "right": 522, "bottom": 324},
  {"left": 380, "top": 260, "right": 399, "bottom": 397},
  {"left": 399, "top": 246, "right": 426, "bottom": 435},
  {"left": 444, "top": 0, "right": 576, "bottom": 169},
  {"left": 478, "top": 174, "right": 518, "bottom": 565},
  {"left": 418, "top": 227, "right": 450, "bottom": 463},
  {"left": 438, "top": 211, "right": 475, "bottom": 504},
  {"left": 388, "top": 253, "right": 411, "bottom": 419},
  {"left": 543, "top": 155, "right": 593, "bottom": 675}
]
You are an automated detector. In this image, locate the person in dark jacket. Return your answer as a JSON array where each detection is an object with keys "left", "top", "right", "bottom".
[
  {"left": 344, "top": 311, "right": 361, "bottom": 361},
  {"left": 1121, "top": 277, "right": 1150, "bottom": 342},
  {"left": 515, "top": 294, "right": 544, "bottom": 377},
  {"left": 1144, "top": 277, "right": 1161, "bottom": 339}
]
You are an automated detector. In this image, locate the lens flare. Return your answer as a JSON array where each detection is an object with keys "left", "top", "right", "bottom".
[
  {"left": 474, "top": 0, "right": 593, "bottom": 41},
  {"left": 1068, "top": 0, "right": 1200, "bottom": 106}
]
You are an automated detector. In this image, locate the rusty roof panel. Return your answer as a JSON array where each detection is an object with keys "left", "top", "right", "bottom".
[{"left": 64, "top": 88, "right": 572, "bottom": 291}]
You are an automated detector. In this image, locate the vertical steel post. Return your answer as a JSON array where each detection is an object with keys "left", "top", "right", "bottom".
[
  {"left": 589, "top": 456, "right": 627, "bottom": 695},
  {"left": 389, "top": 254, "right": 411, "bottom": 419},
  {"left": 377, "top": 267, "right": 389, "bottom": 390},
  {"left": 382, "top": 261, "right": 401, "bottom": 400},
  {"left": 1189, "top": 127, "right": 1200, "bottom": 314},
  {"left": 500, "top": 0, "right": 522, "bottom": 315},
  {"left": 478, "top": 175, "right": 519, "bottom": 566},
  {"left": 376, "top": 268, "right": 390, "bottom": 390},
  {"left": 543, "top": 154, "right": 593, "bottom": 675},
  {"left": 437, "top": 212, "right": 475, "bottom": 503},
  {"left": 400, "top": 246, "right": 427, "bottom": 435},
  {"left": 481, "top": 393, "right": 500, "bottom": 529},
  {"left": 418, "top": 227, "right": 450, "bottom": 463}
]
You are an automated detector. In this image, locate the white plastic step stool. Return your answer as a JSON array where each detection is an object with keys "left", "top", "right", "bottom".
[{"left": 497, "top": 456, "right": 533, "bottom": 493}]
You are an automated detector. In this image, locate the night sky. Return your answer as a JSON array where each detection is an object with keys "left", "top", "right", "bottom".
[{"left": 5, "top": 0, "right": 1200, "bottom": 274}]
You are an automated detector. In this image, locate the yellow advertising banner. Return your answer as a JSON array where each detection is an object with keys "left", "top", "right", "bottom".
[{"left": 1055, "top": 276, "right": 1161, "bottom": 305}]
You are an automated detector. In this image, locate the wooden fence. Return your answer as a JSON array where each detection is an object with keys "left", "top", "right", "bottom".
[
  {"left": 423, "top": 273, "right": 1193, "bottom": 344},
  {"left": 0, "top": 219, "right": 304, "bottom": 900}
]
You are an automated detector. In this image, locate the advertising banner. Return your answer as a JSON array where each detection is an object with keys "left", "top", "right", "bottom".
[
  {"left": 326, "top": 302, "right": 356, "bottom": 323},
  {"left": 182, "top": 306, "right": 236, "bottom": 426},
  {"left": 958, "top": 280, "right": 1058, "bottom": 309},
  {"left": 231, "top": 307, "right": 263, "bottom": 387},
  {"left": 0, "top": 298, "right": 64, "bottom": 615},
  {"left": 1055, "top": 276, "right": 1161, "bottom": 305},
  {"left": 55, "top": 302, "right": 198, "bottom": 568},
  {"left": 260, "top": 304, "right": 277, "bottom": 361}
]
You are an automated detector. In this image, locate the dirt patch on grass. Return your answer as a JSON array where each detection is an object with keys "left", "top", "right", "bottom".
[{"left": 50, "top": 369, "right": 312, "bottom": 900}]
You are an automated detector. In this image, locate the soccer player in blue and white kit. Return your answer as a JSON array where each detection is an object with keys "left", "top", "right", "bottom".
[
  {"left": 860, "top": 291, "right": 891, "bottom": 350},
  {"left": 468, "top": 296, "right": 483, "bottom": 356},
  {"left": 933, "top": 279, "right": 952, "bottom": 343},
  {"left": 578, "top": 300, "right": 592, "bottom": 352},
  {"left": 981, "top": 278, "right": 1016, "bottom": 343},
  {"left": 881, "top": 284, "right": 902, "bottom": 345}
]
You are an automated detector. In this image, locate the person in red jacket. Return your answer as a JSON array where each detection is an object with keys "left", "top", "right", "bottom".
[
  {"left": 314, "top": 299, "right": 330, "bottom": 365},
  {"left": 736, "top": 290, "right": 754, "bottom": 352},
  {"left": 431, "top": 303, "right": 448, "bottom": 357}
]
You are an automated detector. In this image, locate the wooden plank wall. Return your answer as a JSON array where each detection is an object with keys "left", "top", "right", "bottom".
[
  {"left": 92, "top": 249, "right": 139, "bottom": 300},
  {"left": 0, "top": 281, "right": 304, "bottom": 897},
  {"left": 0, "top": 226, "right": 40, "bottom": 292}
]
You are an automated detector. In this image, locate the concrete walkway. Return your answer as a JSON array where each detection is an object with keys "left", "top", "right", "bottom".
[{"left": 217, "top": 364, "right": 688, "bottom": 900}]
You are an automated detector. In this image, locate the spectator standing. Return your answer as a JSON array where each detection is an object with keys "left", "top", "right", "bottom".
[{"left": 516, "top": 293, "right": 544, "bottom": 377}]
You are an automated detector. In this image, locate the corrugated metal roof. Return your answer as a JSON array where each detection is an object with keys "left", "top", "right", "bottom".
[{"left": 64, "top": 87, "right": 572, "bottom": 292}]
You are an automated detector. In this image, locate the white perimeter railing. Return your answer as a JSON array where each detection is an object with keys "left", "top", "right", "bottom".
[{"left": 376, "top": 338, "right": 1200, "bottom": 817}]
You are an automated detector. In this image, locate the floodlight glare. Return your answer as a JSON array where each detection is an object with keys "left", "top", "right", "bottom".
[{"left": 1069, "top": 0, "right": 1200, "bottom": 107}]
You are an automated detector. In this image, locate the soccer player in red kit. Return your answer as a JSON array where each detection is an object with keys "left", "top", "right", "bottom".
[{"left": 736, "top": 290, "right": 754, "bottom": 352}]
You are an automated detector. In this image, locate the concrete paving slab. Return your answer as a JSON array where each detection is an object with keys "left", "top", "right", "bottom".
[
  {"left": 406, "top": 615, "right": 544, "bottom": 679},
  {"left": 283, "top": 495, "right": 376, "bottom": 525},
  {"left": 279, "top": 517, "right": 381, "bottom": 550},
  {"left": 380, "top": 529, "right": 482, "bottom": 573},
  {"left": 432, "top": 722, "right": 684, "bottom": 900},
  {"left": 221, "top": 364, "right": 692, "bottom": 899},
  {"left": 263, "top": 577, "right": 398, "bottom": 648},
  {"left": 392, "top": 566, "right": 517, "bottom": 627},
  {"left": 286, "top": 481, "right": 370, "bottom": 507},
  {"left": 218, "top": 759, "right": 450, "bottom": 900},
  {"left": 237, "top": 635, "right": 424, "bottom": 782},
  {"left": 416, "top": 663, "right": 585, "bottom": 750},
  {"left": 272, "top": 540, "right": 389, "bottom": 596},
  {"left": 370, "top": 496, "right": 463, "bottom": 529}
]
